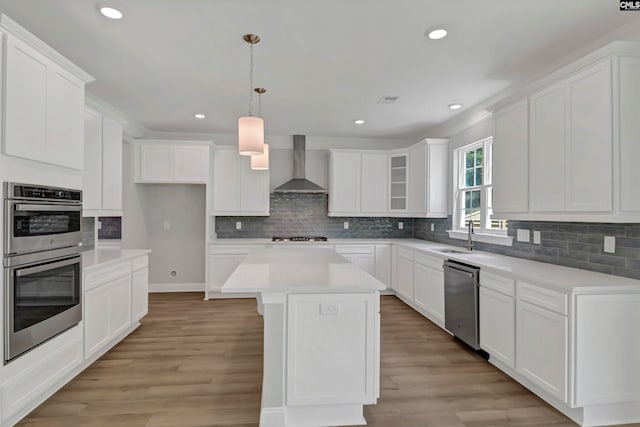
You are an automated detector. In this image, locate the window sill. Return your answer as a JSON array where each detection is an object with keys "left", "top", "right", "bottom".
[{"left": 446, "top": 230, "right": 513, "bottom": 247}]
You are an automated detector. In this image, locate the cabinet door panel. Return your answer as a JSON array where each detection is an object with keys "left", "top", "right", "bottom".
[
  {"left": 84, "top": 284, "right": 110, "bottom": 358},
  {"left": 516, "top": 301, "right": 568, "bottom": 402},
  {"left": 530, "top": 84, "right": 566, "bottom": 212},
  {"left": 174, "top": 146, "right": 208, "bottom": 183},
  {"left": 4, "top": 34, "right": 47, "bottom": 161},
  {"left": 427, "top": 142, "right": 448, "bottom": 216},
  {"left": 397, "top": 255, "right": 413, "bottom": 301},
  {"left": 413, "top": 261, "right": 429, "bottom": 311},
  {"left": 240, "top": 155, "right": 269, "bottom": 213},
  {"left": 409, "top": 144, "right": 426, "bottom": 214},
  {"left": 132, "top": 268, "right": 149, "bottom": 321},
  {"left": 566, "top": 61, "right": 612, "bottom": 212},
  {"left": 480, "top": 287, "right": 515, "bottom": 368},
  {"left": 109, "top": 276, "right": 132, "bottom": 338},
  {"left": 620, "top": 57, "right": 640, "bottom": 212},
  {"left": 101, "top": 116, "right": 123, "bottom": 210},
  {"left": 47, "top": 67, "right": 84, "bottom": 169},
  {"left": 213, "top": 150, "right": 240, "bottom": 212},
  {"left": 83, "top": 109, "right": 103, "bottom": 211},
  {"left": 389, "top": 155, "right": 408, "bottom": 211},
  {"left": 361, "top": 153, "right": 388, "bottom": 213},
  {"left": 493, "top": 100, "right": 529, "bottom": 213},
  {"left": 425, "top": 267, "right": 445, "bottom": 323},
  {"left": 374, "top": 245, "right": 391, "bottom": 288},
  {"left": 331, "top": 152, "right": 361, "bottom": 213},
  {"left": 140, "top": 145, "right": 172, "bottom": 182}
]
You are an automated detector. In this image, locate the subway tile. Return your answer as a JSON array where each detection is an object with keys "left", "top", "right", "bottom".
[
  {"left": 557, "top": 223, "right": 590, "bottom": 233},
  {"left": 627, "top": 259, "right": 640, "bottom": 271},
  {"left": 577, "top": 234, "right": 604, "bottom": 245},
  {"left": 588, "top": 254, "right": 626, "bottom": 268},
  {"left": 612, "top": 268, "right": 640, "bottom": 280},
  {"left": 588, "top": 224, "right": 626, "bottom": 236},
  {"left": 614, "top": 246, "right": 640, "bottom": 259},
  {"left": 627, "top": 228, "right": 640, "bottom": 238},
  {"left": 557, "top": 249, "right": 589, "bottom": 262},
  {"left": 616, "top": 237, "right": 640, "bottom": 249},
  {"left": 578, "top": 262, "right": 613, "bottom": 275},
  {"left": 567, "top": 242, "right": 601, "bottom": 254},
  {"left": 548, "top": 232, "right": 578, "bottom": 242},
  {"left": 541, "top": 239, "right": 568, "bottom": 249}
]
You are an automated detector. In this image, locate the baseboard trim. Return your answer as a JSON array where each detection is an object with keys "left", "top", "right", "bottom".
[{"left": 149, "top": 282, "right": 204, "bottom": 292}]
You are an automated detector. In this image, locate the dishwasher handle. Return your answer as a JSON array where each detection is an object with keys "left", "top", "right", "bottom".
[{"left": 443, "top": 261, "right": 480, "bottom": 279}]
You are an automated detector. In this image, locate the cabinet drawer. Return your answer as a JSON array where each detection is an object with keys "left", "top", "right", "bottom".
[
  {"left": 414, "top": 252, "right": 442, "bottom": 270},
  {"left": 132, "top": 255, "right": 148, "bottom": 271},
  {"left": 518, "top": 281, "right": 568, "bottom": 315},
  {"left": 397, "top": 248, "right": 413, "bottom": 261},
  {"left": 84, "top": 261, "right": 131, "bottom": 290},
  {"left": 335, "top": 245, "right": 374, "bottom": 254},
  {"left": 481, "top": 271, "right": 515, "bottom": 297}
]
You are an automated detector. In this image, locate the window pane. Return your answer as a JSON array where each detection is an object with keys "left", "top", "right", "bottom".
[
  {"left": 470, "top": 190, "right": 481, "bottom": 208},
  {"left": 475, "top": 147, "right": 483, "bottom": 166},
  {"left": 465, "top": 169, "right": 474, "bottom": 187},
  {"left": 464, "top": 191, "right": 471, "bottom": 208},
  {"left": 475, "top": 167, "right": 483, "bottom": 186},
  {"left": 465, "top": 150, "right": 475, "bottom": 169}
]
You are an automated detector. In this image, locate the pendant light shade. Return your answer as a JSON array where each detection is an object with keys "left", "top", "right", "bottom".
[
  {"left": 239, "top": 116, "right": 264, "bottom": 156},
  {"left": 251, "top": 143, "right": 269, "bottom": 170},
  {"left": 238, "top": 34, "right": 264, "bottom": 156}
]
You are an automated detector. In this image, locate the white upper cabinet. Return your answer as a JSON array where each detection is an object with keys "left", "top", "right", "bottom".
[
  {"left": 617, "top": 56, "right": 640, "bottom": 213},
  {"left": 212, "top": 147, "right": 269, "bottom": 216},
  {"left": 135, "top": 140, "right": 210, "bottom": 184},
  {"left": 492, "top": 99, "right": 529, "bottom": 214},
  {"left": 329, "top": 151, "right": 361, "bottom": 215},
  {"left": 1, "top": 17, "right": 93, "bottom": 170},
  {"left": 531, "top": 60, "right": 612, "bottom": 214},
  {"left": 361, "top": 153, "right": 388, "bottom": 214},
  {"left": 83, "top": 108, "right": 123, "bottom": 214},
  {"left": 329, "top": 140, "right": 448, "bottom": 218}
]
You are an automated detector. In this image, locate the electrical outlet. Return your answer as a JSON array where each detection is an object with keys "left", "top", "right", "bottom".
[
  {"left": 343, "top": 221, "right": 349, "bottom": 230},
  {"left": 604, "top": 236, "right": 616, "bottom": 254},
  {"left": 430, "top": 223, "right": 435, "bottom": 232},
  {"left": 236, "top": 221, "right": 242, "bottom": 230},
  {"left": 320, "top": 303, "right": 340, "bottom": 316},
  {"left": 398, "top": 222, "right": 404, "bottom": 230},
  {"left": 517, "top": 229, "right": 530, "bottom": 243},
  {"left": 533, "top": 230, "right": 541, "bottom": 244},
  {"left": 163, "top": 220, "right": 171, "bottom": 230}
]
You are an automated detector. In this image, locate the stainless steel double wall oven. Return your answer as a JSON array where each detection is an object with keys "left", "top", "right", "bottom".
[{"left": 3, "top": 182, "right": 83, "bottom": 363}]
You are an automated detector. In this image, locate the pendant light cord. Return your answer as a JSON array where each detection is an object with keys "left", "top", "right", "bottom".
[{"left": 248, "top": 43, "right": 254, "bottom": 116}]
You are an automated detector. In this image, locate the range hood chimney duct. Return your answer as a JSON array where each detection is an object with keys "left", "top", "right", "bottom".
[{"left": 273, "top": 135, "right": 326, "bottom": 193}]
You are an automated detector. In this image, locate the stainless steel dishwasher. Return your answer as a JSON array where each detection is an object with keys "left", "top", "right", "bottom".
[{"left": 443, "top": 260, "right": 481, "bottom": 350}]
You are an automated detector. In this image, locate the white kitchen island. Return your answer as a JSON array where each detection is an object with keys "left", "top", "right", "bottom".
[{"left": 222, "top": 248, "right": 384, "bottom": 427}]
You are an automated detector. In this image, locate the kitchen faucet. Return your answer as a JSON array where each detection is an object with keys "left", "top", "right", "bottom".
[{"left": 467, "top": 219, "right": 474, "bottom": 251}]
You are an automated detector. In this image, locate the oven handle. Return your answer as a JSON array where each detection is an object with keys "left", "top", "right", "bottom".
[
  {"left": 14, "top": 204, "right": 81, "bottom": 212},
  {"left": 15, "top": 256, "right": 80, "bottom": 277}
]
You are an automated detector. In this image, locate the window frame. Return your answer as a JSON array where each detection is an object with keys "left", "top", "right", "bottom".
[{"left": 452, "top": 137, "right": 508, "bottom": 237}]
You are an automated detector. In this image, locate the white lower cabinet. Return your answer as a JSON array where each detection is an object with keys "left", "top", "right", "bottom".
[
  {"left": 479, "top": 286, "right": 515, "bottom": 368},
  {"left": 374, "top": 244, "right": 391, "bottom": 288},
  {"left": 208, "top": 245, "right": 265, "bottom": 296},
  {"left": 413, "top": 254, "right": 445, "bottom": 326},
  {"left": 335, "top": 245, "right": 375, "bottom": 276},
  {"left": 516, "top": 299, "right": 568, "bottom": 403},
  {"left": 132, "top": 268, "right": 149, "bottom": 321},
  {"left": 396, "top": 249, "right": 414, "bottom": 301},
  {"left": 84, "top": 283, "right": 111, "bottom": 357}
]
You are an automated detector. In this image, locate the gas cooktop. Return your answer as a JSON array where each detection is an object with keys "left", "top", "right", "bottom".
[{"left": 271, "top": 236, "right": 328, "bottom": 242}]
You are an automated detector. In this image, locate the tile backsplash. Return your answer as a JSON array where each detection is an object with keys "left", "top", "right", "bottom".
[
  {"left": 98, "top": 216, "right": 122, "bottom": 240},
  {"left": 215, "top": 193, "right": 412, "bottom": 239},
  {"left": 414, "top": 217, "right": 640, "bottom": 280}
]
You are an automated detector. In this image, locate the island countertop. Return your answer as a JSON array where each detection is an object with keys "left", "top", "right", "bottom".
[{"left": 221, "top": 248, "right": 386, "bottom": 293}]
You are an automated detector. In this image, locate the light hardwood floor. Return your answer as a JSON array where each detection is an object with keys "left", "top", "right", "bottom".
[{"left": 18, "top": 293, "right": 636, "bottom": 427}]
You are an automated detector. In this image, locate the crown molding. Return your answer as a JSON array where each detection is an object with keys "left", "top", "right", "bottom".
[{"left": 0, "top": 14, "right": 94, "bottom": 83}]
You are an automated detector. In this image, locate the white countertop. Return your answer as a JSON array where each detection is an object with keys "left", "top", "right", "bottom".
[
  {"left": 210, "top": 238, "right": 640, "bottom": 293},
  {"left": 82, "top": 248, "right": 151, "bottom": 273},
  {"left": 222, "top": 248, "right": 386, "bottom": 293}
]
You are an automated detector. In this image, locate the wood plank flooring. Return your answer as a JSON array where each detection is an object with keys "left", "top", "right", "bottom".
[{"left": 18, "top": 293, "right": 636, "bottom": 427}]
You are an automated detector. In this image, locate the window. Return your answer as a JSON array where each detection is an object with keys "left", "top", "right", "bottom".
[{"left": 454, "top": 137, "right": 508, "bottom": 235}]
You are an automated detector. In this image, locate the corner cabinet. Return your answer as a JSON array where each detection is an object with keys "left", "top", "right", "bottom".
[
  {"left": 328, "top": 139, "right": 448, "bottom": 218},
  {"left": 83, "top": 107, "right": 124, "bottom": 215},
  {"left": 134, "top": 140, "right": 211, "bottom": 184},
  {"left": 211, "top": 147, "right": 270, "bottom": 216},
  {"left": 1, "top": 16, "right": 94, "bottom": 170}
]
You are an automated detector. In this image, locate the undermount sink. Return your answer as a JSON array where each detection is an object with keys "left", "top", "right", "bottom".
[{"left": 433, "top": 248, "right": 473, "bottom": 255}]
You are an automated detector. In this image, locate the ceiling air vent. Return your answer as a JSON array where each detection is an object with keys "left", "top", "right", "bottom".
[{"left": 378, "top": 96, "right": 399, "bottom": 105}]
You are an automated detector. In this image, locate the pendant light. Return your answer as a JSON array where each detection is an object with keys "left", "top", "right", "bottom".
[
  {"left": 238, "top": 34, "right": 264, "bottom": 156},
  {"left": 251, "top": 88, "right": 269, "bottom": 170}
]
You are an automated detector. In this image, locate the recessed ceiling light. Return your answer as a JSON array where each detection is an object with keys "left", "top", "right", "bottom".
[
  {"left": 194, "top": 113, "right": 206, "bottom": 119},
  {"left": 427, "top": 28, "right": 447, "bottom": 40},
  {"left": 354, "top": 120, "right": 365, "bottom": 125},
  {"left": 448, "top": 103, "right": 462, "bottom": 110},
  {"left": 100, "top": 6, "right": 123, "bottom": 20}
]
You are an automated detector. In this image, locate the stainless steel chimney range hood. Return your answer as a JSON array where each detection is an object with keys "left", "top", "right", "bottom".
[{"left": 273, "top": 135, "right": 326, "bottom": 193}]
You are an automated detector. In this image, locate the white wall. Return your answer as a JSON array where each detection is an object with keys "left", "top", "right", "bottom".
[
  {"left": 144, "top": 184, "right": 206, "bottom": 285},
  {"left": 445, "top": 116, "right": 494, "bottom": 214}
]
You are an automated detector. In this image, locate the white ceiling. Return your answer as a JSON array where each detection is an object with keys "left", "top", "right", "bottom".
[{"left": 0, "top": 0, "right": 639, "bottom": 141}]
